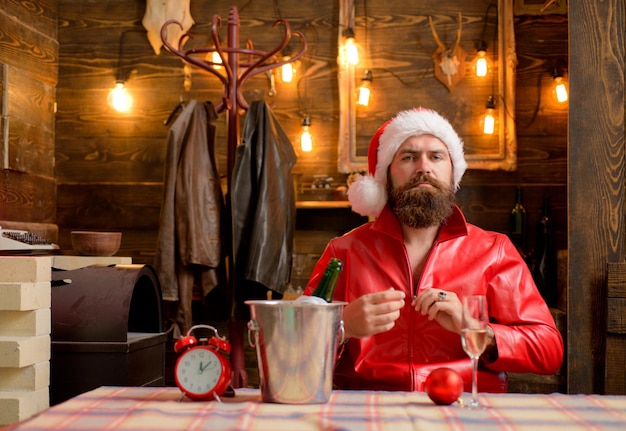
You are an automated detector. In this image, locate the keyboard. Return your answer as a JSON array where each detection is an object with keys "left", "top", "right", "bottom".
[{"left": 0, "top": 227, "right": 60, "bottom": 255}]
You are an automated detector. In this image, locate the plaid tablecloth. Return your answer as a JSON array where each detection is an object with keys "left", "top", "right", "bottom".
[{"left": 6, "top": 386, "right": 626, "bottom": 431}]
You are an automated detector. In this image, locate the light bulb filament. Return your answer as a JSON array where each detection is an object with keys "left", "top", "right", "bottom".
[
  {"left": 475, "top": 52, "right": 488, "bottom": 77},
  {"left": 553, "top": 77, "right": 568, "bottom": 103},
  {"left": 357, "top": 86, "right": 370, "bottom": 106},
  {"left": 341, "top": 37, "right": 360, "bottom": 66},
  {"left": 483, "top": 109, "right": 495, "bottom": 135},
  {"left": 301, "top": 126, "right": 312, "bottom": 152},
  {"left": 108, "top": 82, "right": 133, "bottom": 113},
  {"left": 281, "top": 59, "right": 294, "bottom": 83},
  {"left": 212, "top": 51, "right": 222, "bottom": 70}
]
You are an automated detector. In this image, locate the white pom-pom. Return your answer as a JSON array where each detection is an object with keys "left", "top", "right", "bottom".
[{"left": 347, "top": 174, "right": 387, "bottom": 217}]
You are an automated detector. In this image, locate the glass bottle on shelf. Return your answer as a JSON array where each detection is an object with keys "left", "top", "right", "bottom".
[
  {"left": 509, "top": 186, "right": 528, "bottom": 258},
  {"left": 532, "top": 194, "right": 558, "bottom": 308},
  {"left": 311, "top": 258, "right": 343, "bottom": 303}
]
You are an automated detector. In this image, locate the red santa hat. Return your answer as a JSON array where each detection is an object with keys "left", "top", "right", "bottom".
[{"left": 348, "top": 107, "right": 467, "bottom": 217}]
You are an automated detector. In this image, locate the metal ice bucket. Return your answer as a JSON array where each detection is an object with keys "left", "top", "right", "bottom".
[{"left": 246, "top": 300, "right": 346, "bottom": 404}]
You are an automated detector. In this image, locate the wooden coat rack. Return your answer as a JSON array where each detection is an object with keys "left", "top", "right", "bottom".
[{"left": 160, "top": 6, "right": 306, "bottom": 388}]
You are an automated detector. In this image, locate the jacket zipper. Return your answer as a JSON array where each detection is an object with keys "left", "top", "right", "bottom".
[{"left": 408, "top": 240, "right": 439, "bottom": 391}]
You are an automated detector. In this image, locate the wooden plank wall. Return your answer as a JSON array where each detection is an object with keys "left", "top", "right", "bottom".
[
  {"left": 54, "top": 0, "right": 568, "bottom": 267},
  {"left": 1, "top": 0, "right": 572, "bottom": 391},
  {"left": 3, "top": 0, "right": 625, "bottom": 396},
  {"left": 52, "top": 1, "right": 568, "bottom": 391},
  {"left": 54, "top": 0, "right": 342, "bottom": 260},
  {"left": 0, "top": 0, "right": 58, "bottom": 234}
]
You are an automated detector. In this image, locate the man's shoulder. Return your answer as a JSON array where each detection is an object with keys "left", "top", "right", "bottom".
[
  {"left": 465, "top": 222, "right": 503, "bottom": 237},
  {"left": 463, "top": 223, "right": 512, "bottom": 247},
  {"left": 331, "top": 219, "right": 396, "bottom": 245},
  {"left": 337, "top": 220, "right": 376, "bottom": 238}
]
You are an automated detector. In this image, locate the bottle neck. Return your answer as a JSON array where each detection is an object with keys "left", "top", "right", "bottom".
[
  {"left": 312, "top": 258, "right": 343, "bottom": 302},
  {"left": 516, "top": 187, "right": 523, "bottom": 204},
  {"left": 542, "top": 194, "right": 551, "bottom": 217}
]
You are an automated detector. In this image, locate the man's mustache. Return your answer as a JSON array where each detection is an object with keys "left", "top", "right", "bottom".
[{"left": 401, "top": 174, "right": 444, "bottom": 192}]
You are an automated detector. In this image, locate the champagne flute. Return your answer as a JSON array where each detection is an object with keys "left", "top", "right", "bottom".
[
  {"left": 291, "top": 253, "right": 310, "bottom": 292},
  {"left": 461, "top": 295, "right": 488, "bottom": 409}
]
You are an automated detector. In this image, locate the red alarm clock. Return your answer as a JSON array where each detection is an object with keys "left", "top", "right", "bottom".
[{"left": 174, "top": 324, "right": 232, "bottom": 401}]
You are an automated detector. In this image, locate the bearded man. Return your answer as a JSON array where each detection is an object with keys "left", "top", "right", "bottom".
[{"left": 303, "top": 108, "right": 563, "bottom": 392}]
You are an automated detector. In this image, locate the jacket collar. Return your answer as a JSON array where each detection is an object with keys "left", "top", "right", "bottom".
[{"left": 372, "top": 204, "right": 469, "bottom": 242}]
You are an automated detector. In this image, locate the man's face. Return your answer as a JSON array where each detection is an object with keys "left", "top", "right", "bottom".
[{"left": 387, "top": 135, "right": 456, "bottom": 228}]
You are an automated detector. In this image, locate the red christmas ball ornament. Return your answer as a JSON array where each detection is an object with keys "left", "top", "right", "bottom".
[{"left": 425, "top": 367, "right": 464, "bottom": 405}]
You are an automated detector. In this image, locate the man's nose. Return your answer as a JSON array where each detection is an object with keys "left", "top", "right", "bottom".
[{"left": 414, "top": 155, "right": 432, "bottom": 174}]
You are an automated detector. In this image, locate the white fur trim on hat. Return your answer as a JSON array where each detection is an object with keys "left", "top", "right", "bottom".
[
  {"left": 347, "top": 174, "right": 387, "bottom": 217},
  {"left": 348, "top": 108, "right": 467, "bottom": 217}
]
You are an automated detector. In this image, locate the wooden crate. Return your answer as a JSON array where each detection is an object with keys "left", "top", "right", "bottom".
[{"left": 605, "top": 262, "right": 626, "bottom": 394}]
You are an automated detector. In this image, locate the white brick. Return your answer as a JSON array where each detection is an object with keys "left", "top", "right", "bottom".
[
  {"left": 52, "top": 255, "right": 132, "bottom": 270},
  {"left": 0, "top": 388, "right": 49, "bottom": 425},
  {"left": 0, "top": 281, "right": 51, "bottom": 311},
  {"left": 0, "top": 335, "right": 50, "bottom": 368},
  {"left": 0, "top": 309, "right": 51, "bottom": 337},
  {"left": 0, "top": 361, "right": 49, "bottom": 391},
  {"left": 0, "top": 256, "right": 51, "bottom": 283}
]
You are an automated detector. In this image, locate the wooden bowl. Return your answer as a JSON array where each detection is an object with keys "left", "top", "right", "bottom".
[{"left": 71, "top": 231, "right": 122, "bottom": 256}]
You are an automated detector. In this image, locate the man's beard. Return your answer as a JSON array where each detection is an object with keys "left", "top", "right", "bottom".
[{"left": 387, "top": 174, "right": 456, "bottom": 228}]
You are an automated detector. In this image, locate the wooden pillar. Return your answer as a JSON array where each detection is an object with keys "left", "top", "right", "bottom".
[{"left": 567, "top": 0, "right": 625, "bottom": 394}]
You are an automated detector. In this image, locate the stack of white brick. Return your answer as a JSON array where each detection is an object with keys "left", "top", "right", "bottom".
[{"left": 0, "top": 256, "right": 52, "bottom": 426}]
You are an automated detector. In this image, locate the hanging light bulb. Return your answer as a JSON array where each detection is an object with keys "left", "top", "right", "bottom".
[
  {"left": 280, "top": 47, "right": 296, "bottom": 83},
  {"left": 107, "top": 80, "right": 133, "bottom": 113},
  {"left": 300, "top": 115, "right": 313, "bottom": 152},
  {"left": 356, "top": 70, "right": 372, "bottom": 107},
  {"left": 344, "top": 39, "right": 359, "bottom": 66},
  {"left": 553, "top": 76, "right": 568, "bottom": 103},
  {"left": 108, "top": 30, "right": 133, "bottom": 113},
  {"left": 340, "top": 28, "right": 360, "bottom": 66},
  {"left": 482, "top": 96, "right": 496, "bottom": 135},
  {"left": 551, "top": 67, "right": 568, "bottom": 103},
  {"left": 205, "top": 36, "right": 223, "bottom": 70},
  {"left": 281, "top": 58, "right": 294, "bottom": 83},
  {"left": 212, "top": 50, "right": 222, "bottom": 70},
  {"left": 473, "top": 40, "right": 491, "bottom": 78},
  {"left": 182, "top": 64, "right": 193, "bottom": 92}
]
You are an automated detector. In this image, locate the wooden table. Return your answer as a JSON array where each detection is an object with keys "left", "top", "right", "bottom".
[{"left": 5, "top": 386, "right": 626, "bottom": 430}]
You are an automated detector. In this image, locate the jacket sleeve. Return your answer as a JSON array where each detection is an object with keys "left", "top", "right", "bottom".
[{"left": 485, "top": 235, "right": 564, "bottom": 375}]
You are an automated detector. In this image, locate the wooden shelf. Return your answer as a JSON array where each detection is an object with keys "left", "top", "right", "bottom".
[{"left": 296, "top": 201, "right": 351, "bottom": 209}]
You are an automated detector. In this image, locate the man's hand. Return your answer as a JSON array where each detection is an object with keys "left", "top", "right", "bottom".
[
  {"left": 343, "top": 288, "right": 406, "bottom": 339},
  {"left": 412, "top": 289, "right": 462, "bottom": 334}
]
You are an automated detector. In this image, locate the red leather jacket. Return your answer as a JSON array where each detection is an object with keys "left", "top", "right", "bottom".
[{"left": 304, "top": 205, "right": 564, "bottom": 393}]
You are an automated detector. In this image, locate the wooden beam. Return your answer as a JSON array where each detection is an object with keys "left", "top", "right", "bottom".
[{"left": 568, "top": 0, "right": 625, "bottom": 394}]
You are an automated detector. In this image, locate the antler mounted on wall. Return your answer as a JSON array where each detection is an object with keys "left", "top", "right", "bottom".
[
  {"left": 428, "top": 12, "right": 466, "bottom": 92},
  {"left": 143, "top": 0, "right": 195, "bottom": 55}
]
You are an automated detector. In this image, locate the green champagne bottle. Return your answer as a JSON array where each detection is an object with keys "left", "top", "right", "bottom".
[{"left": 311, "top": 258, "right": 343, "bottom": 303}]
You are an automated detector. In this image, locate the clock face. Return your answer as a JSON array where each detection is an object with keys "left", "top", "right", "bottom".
[{"left": 175, "top": 347, "right": 224, "bottom": 398}]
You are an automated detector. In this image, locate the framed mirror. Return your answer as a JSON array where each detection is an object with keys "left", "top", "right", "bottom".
[{"left": 338, "top": 0, "right": 516, "bottom": 173}]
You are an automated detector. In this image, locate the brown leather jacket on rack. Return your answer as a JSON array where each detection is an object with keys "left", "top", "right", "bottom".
[
  {"left": 231, "top": 100, "right": 297, "bottom": 302},
  {"left": 154, "top": 100, "right": 225, "bottom": 336},
  {"left": 305, "top": 205, "right": 564, "bottom": 393}
]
